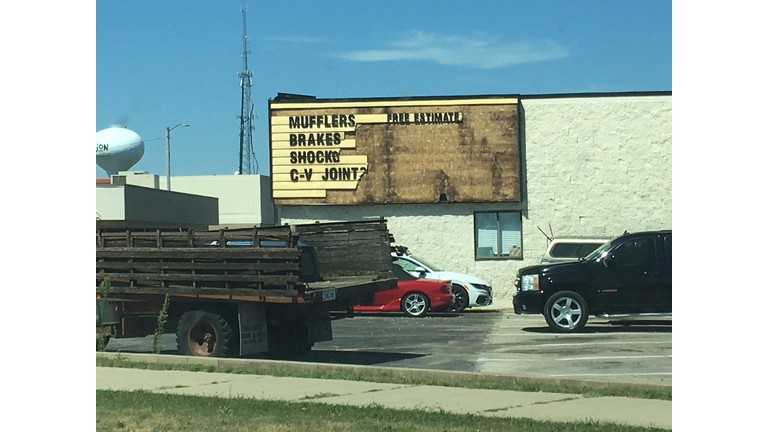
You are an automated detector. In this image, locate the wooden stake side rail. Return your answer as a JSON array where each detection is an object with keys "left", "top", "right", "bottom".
[
  {"left": 96, "top": 225, "right": 296, "bottom": 249},
  {"left": 97, "top": 248, "right": 299, "bottom": 260},
  {"left": 292, "top": 220, "right": 393, "bottom": 279},
  {"left": 96, "top": 221, "right": 397, "bottom": 303},
  {"left": 96, "top": 260, "right": 299, "bottom": 273},
  {"left": 96, "top": 273, "right": 300, "bottom": 285},
  {"left": 96, "top": 286, "right": 301, "bottom": 299},
  {"left": 97, "top": 227, "right": 304, "bottom": 294}
]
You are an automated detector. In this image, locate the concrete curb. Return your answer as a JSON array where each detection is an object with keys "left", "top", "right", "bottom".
[{"left": 96, "top": 352, "right": 671, "bottom": 394}]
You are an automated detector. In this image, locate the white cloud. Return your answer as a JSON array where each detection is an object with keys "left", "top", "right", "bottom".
[{"left": 336, "top": 31, "right": 569, "bottom": 69}]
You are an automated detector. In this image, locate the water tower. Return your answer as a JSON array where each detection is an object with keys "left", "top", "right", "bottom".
[{"left": 96, "top": 126, "right": 145, "bottom": 176}]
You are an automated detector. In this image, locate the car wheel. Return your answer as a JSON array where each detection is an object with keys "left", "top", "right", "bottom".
[
  {"left": 543, "top": 291, "right": 589, "bottom": 333},
  {"left": 402, "top": 292, "right": 429, "bottom": 317},
  {"left": 451, "top": 284, "right": 469, "bottom": 312}
]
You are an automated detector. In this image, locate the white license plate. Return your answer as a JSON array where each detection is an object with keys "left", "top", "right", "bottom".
[{"left": 322, "top": 288, "right": 336, "bottom": 301}]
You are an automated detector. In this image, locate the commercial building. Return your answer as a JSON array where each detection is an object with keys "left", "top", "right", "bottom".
[
  {"left": 270, "top": 92, "right": 672, "bottom": 299},
  {"left": 95, "top": 91, "right": 671, "bottom": 299},
  {"left": 96, "top": 172, "right": 274, "bottom": 230}
]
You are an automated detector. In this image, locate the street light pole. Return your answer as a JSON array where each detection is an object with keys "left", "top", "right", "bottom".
[{"left": 165, "top": 123, "right": 189, "bottom": 191}]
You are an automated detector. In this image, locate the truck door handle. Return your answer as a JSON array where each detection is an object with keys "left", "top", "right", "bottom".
[{"left": 644, "top": 271, "right": 658, "bottom": 277}]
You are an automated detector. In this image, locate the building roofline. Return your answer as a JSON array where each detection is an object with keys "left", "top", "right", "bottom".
[
  {"left": 270, "top": 91, "right": 671, "bottom": 104},
  {"left": 270, "top": 93, "right": 521, "bottom": 104},
  {"left": 521, "top": 90, "right": 671, "bottom": 100}
]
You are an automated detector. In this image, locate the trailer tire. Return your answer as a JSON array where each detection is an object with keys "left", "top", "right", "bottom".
[{"left": 176, "top": 310, "right": 234, "bottom": 357}]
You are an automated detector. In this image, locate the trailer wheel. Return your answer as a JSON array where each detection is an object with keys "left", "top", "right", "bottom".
[{"left": 176, "top": 310, "right": 234, "bottom": 357}]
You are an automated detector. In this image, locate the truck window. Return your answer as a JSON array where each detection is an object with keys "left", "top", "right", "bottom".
[
  {"left": 550, "top": 242, "right": 604, "bottom": 259},
  {"left": 613, "top": 237, "right": 656, "bottom": 265},
  {"left": 550, "top": 243, "right": 581, "bottom": 258}
]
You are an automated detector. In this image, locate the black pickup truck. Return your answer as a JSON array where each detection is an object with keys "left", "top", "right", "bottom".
[{"left": 514, "top": 230, "right": 671, "bottom": 332}]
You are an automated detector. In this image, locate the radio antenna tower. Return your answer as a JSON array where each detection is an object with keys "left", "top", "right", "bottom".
[{"left": 237, "top": 7, "right": 258, "bottom": 174}]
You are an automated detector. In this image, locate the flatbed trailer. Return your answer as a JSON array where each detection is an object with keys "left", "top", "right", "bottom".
[{"left": 96, "top": 219, "right": 396, "bottom": 358}]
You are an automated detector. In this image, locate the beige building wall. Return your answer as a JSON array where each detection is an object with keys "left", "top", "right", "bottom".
[
  {"left": 96, "top": 185, "right": 218, "bottom": 230},
  {"left": 110, "top": 173, "right": 275, "bottom": 226},
  {"left": 96, "top": 186, "right": 126, "bottom": 220},
  {"left": 160, "top": 174, "right": 275, "bottom": 226},
  {"left": 278, "top": 94, "right": 672, "bottom": 300},
  {"left": 519, "top": 94, "right": 672, "bottom": 269}
]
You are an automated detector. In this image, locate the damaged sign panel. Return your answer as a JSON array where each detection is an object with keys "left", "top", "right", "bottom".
[{"left": 269, "top": 94, "right": 521, "bottom": 204}]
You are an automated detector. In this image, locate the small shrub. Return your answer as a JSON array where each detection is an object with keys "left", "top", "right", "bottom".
[{"left": 152, "top": 294, "right": 171, "bottom": 353}]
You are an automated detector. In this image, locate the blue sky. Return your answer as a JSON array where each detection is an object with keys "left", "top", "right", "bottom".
[{"left": 96, "top": 0, "right": 671, "bottom": 178}]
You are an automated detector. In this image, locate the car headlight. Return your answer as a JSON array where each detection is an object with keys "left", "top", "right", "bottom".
[
  {"left": 470, "top": 283, "right": 491, "bottom": 293},
  {"left": 520, "top": 274, "right": 539, "bottom": 291}
]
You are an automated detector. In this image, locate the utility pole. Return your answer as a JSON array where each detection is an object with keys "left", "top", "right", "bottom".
[
  {"left": 237, "top": 7, "right": 257, "bottom": 174},
  {"left": 166, "top": 123, "right": 189, "bottom": 191}
]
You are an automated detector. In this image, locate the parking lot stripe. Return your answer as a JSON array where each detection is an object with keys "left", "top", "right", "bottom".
[
  {"left": 556, "top": 355, "right": 671, "bottom": 361},
  {"left": 532, "top": 341, "right": 670, "bottom": 347},
  {"left": 476, "top": 358, "right": 538, "bottom": 362},
  {"left": 489, "top": 332, "right": 671, "bottom": 338},
  {"left": 549, "top": 372, "right": 672, "bottom": 377}
]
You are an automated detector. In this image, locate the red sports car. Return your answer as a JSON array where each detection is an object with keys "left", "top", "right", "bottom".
[{"left": 354, "top": 264, "right": 455, "bottom": 317}]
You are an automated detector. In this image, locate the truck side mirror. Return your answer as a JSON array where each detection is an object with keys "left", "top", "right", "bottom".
[{"left": 602, "top": 254, "right": 616, "bottom": 269}]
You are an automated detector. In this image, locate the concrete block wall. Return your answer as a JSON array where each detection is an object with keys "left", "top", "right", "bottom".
[
  {"left": 279, "top": 94, "right": 672, "bottom": 300},
  {"left": 165, "top": 174, "right": 276, "bottom": 225},
  {"left": 520, "top": 95, "right": 672, "bottom": 270}
]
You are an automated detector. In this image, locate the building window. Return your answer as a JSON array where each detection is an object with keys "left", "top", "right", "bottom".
[{"left": 474, "top": 211, "right": 522, "bottom": 260}]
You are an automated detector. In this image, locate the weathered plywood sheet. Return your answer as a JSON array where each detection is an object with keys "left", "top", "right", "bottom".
[{"left": 270, "top": 97, "right": 520, "bottom": 204}]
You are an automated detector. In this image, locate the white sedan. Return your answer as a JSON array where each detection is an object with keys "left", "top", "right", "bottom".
[{"left": 391, "top": 251, "right": 493, "bottom": 312}]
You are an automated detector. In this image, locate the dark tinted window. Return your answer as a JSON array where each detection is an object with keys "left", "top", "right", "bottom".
[
  {"left": 663, "top": 235, "right": 672, "bottom": 265},
  {"left": 578, "top": 243, "right": 603, "bottom": 257},
  {"left": 550, "top": 243, "right": 604, "bottom": 258},
  {"left": 613, "top": 237, "right": 656, "bottom": 265},
  {"left": 550, "top": 243, "right": 581, "bottom": 258}
]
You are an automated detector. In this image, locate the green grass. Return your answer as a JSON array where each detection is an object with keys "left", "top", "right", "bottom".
[
  {"left": 96, "top": 390, "right": 669, "bottom": 432},
  {"left": 96, "top": 355, "right": 671, "bottom": 401}
]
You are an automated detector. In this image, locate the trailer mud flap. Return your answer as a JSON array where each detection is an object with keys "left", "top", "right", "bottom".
[
  {"left": 308, "top": 310, "right": 333, "bottom": 343},
  {"left": 238, "top": 303, "right": 269, "bottom": 356}
]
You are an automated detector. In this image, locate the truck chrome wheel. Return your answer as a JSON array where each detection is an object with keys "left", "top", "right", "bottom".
[
  {"left": 544, "top": 291, "right": 589, "bottom": 333},
  {"left": 402, "top": 292, "right": 429, "bottom": 317}
]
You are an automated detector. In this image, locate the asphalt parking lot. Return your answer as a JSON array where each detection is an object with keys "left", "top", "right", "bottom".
[
  {"left": 311, "top": 310, "right": 672, "bottom": 385},
  {"left": 106, "top": 309, "right": 671, "bottom": 385}
]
